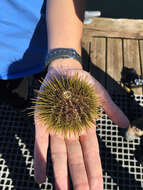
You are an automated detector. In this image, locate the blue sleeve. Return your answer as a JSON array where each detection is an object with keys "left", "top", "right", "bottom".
[{"left": 0, "top": 0, "right": 48, "bottom": 79}]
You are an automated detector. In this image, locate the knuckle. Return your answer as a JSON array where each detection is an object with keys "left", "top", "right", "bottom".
[
  {"left": 74, "top": 182, "right": 89, "bottom": 190},
  {"left": 90, "top": 176, "right": 103, "bottom": 190},
  {"left": 51, "top": 151, "right": 66, "bottom": 162}
]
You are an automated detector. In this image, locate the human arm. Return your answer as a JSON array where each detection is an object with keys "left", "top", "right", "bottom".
[
  {"left": 46, "top": 0, "right": 85, "bottom": 70},
  {"left": 34, "top": 0, "right": 86, "bottom": 185},
  {"left": 33, "top": 0, "right": 130, "bottom": 189}
]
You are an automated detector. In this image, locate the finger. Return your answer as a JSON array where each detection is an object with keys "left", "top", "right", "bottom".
[
  {"left": 92, "top": 79, "right": 130, "bottom": 128},
  {"left": 65, "top": 137, "right": 89, "bottom": 190},
  {"left": 80, "top": 127, "right": 103, "bottom": 190},
  {"left": 101, "top": 95, "right": 130, "bottom": 128},
  {"left": 34, "top": 116, "right": 49, "bottom": 184},
  {"left": 50, "top": 135, "right": 69, "bottom": 190}
]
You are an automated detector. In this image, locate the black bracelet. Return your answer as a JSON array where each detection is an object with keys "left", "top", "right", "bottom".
[{"left": 45, "top": 48, "right": 82, "bottom": 68}]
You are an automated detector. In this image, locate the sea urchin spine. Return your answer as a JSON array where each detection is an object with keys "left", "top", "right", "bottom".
[{"left": 32, "top": 74, "right": 101, "bottom": 137}]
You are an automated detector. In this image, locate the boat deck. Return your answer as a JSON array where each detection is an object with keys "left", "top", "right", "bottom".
[{"left": 82, "top": 17, "right": 143, "bottom": 95}]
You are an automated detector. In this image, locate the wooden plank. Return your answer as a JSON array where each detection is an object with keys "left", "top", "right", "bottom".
[
  {"left": 139, "top": 40, "right": 143, "bottom": 71},
  {"left": 139, "top": 40, "right": 143, "bottom": 94},
  {"left": 123, "top": 39, "right": 141, "bottom": 94},
  {"left": 89, "top": 37, "right": 106, "bottom": 87},
  {"left": 83, "top": 17, "right": 143, "bottom": 40},
  {"left": 82, "top": 40, "right": 90, "bottom": 71},
  {"left": 106, "top": 38, "right": 123, "bottom": 93}
]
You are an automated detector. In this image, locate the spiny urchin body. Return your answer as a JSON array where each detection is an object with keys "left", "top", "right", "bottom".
[{"left": 32, "top": 74, "right": 101, "bottom": 137}]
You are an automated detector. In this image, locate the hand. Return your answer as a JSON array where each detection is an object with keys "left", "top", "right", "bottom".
[{"left": 34, "top": 66, "right": 130, "bottom": 190}]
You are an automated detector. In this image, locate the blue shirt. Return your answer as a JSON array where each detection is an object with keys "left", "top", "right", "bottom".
[{"left": 0, "top": 0, "right": 47, "bottom": 79}]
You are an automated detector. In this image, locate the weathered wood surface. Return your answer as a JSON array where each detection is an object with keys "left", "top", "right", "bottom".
[
  {"left": 123, "top": 39, "right": 141, "bottom": 94},
  {"left": 106, "top": 38, "right": 123, "bottom": 91},
  {"left": 90, "top": 38, "right": 106, "bottom": 87},
  {"left": 82, "top": 18, "right": 143, "bottom": 95},
  {"left": 83, "top": 17, "right": 143, "bottom": 40}
]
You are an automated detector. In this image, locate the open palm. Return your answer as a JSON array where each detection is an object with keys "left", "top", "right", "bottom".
[{"left": 34, "top": 69, "right": 130, "bottom": 190}]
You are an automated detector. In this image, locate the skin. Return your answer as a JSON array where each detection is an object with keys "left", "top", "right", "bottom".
[
  {"left": 34, "top": 0, "right": 130, "bottom": 189},
  {"left": 34, "top": 64, "right": 130, "bottom": 190},
  {"left": 47, "top": 0, "right": 85, "bottom": 53}
]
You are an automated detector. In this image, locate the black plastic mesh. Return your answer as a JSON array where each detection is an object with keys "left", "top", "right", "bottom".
[{"left": 0, "top": 94, "right": 143, "bottom": 190}]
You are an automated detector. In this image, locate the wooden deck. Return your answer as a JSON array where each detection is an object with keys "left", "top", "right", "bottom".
[{"left": 82, "top": 18, "right": 143, "bottom": 95}]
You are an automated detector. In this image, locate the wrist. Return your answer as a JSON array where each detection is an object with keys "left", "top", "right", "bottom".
[
  {"left": 46, "top": 48, "right": 83, "bottom": 71},
  {"left": 48, "top": 58, "right": 83, "bottom": 71}
]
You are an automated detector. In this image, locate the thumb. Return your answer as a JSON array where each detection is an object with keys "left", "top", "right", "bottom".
[
  {"left": 102, "top": 96, "right": 130, "bottom": 129},
  {"left": 92, "top": 79, "right": 130, "bottom": 129}
]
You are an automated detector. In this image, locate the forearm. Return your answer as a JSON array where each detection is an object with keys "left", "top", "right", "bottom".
[{"left": 46, "top": 0, "right": 85, "bottom": 70}]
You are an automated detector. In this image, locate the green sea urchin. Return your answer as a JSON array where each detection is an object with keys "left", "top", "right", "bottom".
[{"left": 32, "top": 74, "right": 101, "bottom": 137}]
